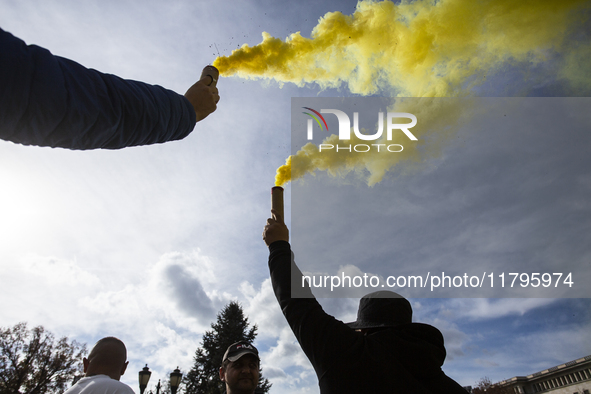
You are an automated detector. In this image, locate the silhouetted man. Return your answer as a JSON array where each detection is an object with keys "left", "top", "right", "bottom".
[
  {"left": 263, "top": 209, "right": 467, "bottom": 394},
  {"left": 219, "top": 341, "right": 261, "bottom": 394},
  {"left": 64, "top": 337, "right": 134, "bottom": 394}
]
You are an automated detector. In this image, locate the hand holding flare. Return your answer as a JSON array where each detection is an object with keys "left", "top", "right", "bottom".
[
  {"left": 264, "top": 187, "right": 289, "bottom": 246},
  {"left": 184, "top": 65, "right": 220, "bottom": 122}
]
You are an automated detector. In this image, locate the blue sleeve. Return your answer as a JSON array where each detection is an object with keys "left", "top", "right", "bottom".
[{"left": 0, "top": 28, "right": 197, "bottom": 150}]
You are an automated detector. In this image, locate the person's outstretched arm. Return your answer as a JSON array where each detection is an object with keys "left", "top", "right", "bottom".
[{"left": 0, "top": 28, "right": 219, "bottom": 150}]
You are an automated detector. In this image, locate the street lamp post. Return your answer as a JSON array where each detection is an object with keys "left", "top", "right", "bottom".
[
  {"left": 138, "top": 365, "right": 183, "bottom": 394},
  {"left": 138, "top": 365, "right": 151, "bottom": 394},
  {"left": 170, "top": 367, "right": 183, "bottom": 394}
]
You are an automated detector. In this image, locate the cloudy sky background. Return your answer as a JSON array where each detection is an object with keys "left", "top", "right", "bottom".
[{"left": 1, "top": 0, "right": 590, "bottom": 393}]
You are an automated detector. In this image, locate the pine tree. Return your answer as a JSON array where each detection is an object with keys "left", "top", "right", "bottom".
[{"left": 183, "top": 302, "right": 271, "bottom": 394}]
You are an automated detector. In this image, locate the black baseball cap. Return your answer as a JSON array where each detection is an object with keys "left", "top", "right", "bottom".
[{"left": 222, "top": 341, "right": 259, "bottom": 363}]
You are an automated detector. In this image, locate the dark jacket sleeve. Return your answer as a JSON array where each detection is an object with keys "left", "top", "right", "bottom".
[
  {"left": 268, "top": 241, "right": 362, "bottom": 375},
  {"left": 0, "top": 28, "right": 196, "bottom": 150}
]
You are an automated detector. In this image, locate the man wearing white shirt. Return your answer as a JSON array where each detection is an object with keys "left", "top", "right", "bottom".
[{"left": 65, "top": 337, "right": 134, "bottom": 394}]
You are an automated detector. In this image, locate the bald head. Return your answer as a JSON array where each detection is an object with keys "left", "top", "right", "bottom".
[{"left": 84, "top": 337, "right": 129, "bottom": 380}]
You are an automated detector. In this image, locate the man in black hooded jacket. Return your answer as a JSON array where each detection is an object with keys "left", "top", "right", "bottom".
[{"left": 263, "top": 210, "right": 467, "bottom": 394}]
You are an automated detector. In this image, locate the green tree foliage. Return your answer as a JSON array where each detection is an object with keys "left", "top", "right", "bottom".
[
  {"left": 0, "top": 322, "right": 86, "bottom": 394},
  {"left": 183, "top": 302, "right": 271, "bottom": 394}
]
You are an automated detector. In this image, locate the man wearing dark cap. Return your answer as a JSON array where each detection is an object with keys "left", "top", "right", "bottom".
[
  {"left": 263, "top": 210, "right": 467, "bottom": 394},
  {"left": 64, "top": 337, "right": 134, "bottom": 394},
  {"left": 219, "top": 341, "right": 261, "bottom": 394}
]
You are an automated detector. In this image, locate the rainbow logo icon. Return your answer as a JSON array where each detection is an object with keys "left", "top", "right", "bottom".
[{"left": 302, "top": 107, "right": 328, "bottom": 131}]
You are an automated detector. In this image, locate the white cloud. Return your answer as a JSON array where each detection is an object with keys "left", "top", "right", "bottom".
[
  {"left": 150, "top": 250, "right": 218, "bottom": 323},
  {"left": 261, "top": 366, "right": 287, "bottom": 379},
  {"left": 22, "top": 253, "right": 101, "bottom": 287},
  {"left": 449, "top": 298, "right": 558, "bottom": 320},
  {"left": 474, "top": 358, "right": 500, "bottom": 368},
  {"left": 241, "top": 279, "right": 287, "bottom": 337}
]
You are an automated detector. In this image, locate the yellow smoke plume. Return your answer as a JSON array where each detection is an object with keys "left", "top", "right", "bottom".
[{"left": 213, "top": 0, "right": 590, "bottom": 185}]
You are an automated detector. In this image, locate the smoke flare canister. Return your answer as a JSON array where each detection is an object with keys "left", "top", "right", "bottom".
[
  {"left": 271, "top": 186, "right": 284, "bottom": 219},
  {"left": 200, "top": 65, "right": 219, "bottom": 87}
]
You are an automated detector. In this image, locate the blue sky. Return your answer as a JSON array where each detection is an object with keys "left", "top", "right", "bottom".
[{"left": 1, "top": 1, "right": 590, "bottom": 393}]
